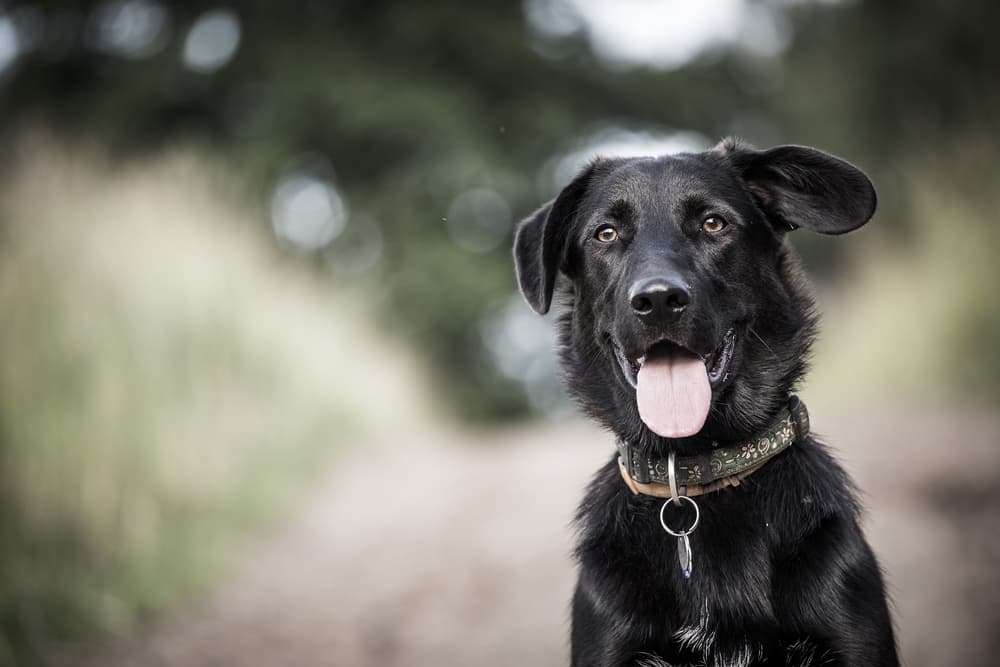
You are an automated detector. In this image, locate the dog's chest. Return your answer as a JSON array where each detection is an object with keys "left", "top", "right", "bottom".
[
  {"left": 575, "top": 456, "right": 850, "bottom": 665},
  {"left": 588, "top": 523, "right": 830, "bottom": 667},
  {"left": 580, "top": 491, "right": 786, "bottom": 661},
  {"left": 607, "top": 493, "right": 776, "bottom": 619}
]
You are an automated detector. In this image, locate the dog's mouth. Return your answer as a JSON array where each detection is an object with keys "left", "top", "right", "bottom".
[
  {"left": 612, "top": 328, "right": 736, "bottom": 389},
  {"left": 611, "top": 328, "right": 736, "bottom": 438}
]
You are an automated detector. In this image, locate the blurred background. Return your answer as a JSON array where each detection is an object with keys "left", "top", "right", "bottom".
[{"left": 1, "top": 0, "right": 998, "bottom": 665}]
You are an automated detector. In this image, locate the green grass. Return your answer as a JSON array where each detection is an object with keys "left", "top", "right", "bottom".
[
  {"left": 0, "top": 142, "right": 429, "bottom": 665},
  {"left": 806, "top": 168, "right": 1000, "bottom": 406}
]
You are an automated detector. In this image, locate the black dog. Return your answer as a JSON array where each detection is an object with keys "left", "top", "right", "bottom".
[{"left": 513, "top": 139, "right": 898, "bottom": 666}]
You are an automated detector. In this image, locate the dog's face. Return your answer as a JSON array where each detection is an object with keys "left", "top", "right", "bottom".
[{"left": 514, "top": 139, "right": 876, "bottom": 447}]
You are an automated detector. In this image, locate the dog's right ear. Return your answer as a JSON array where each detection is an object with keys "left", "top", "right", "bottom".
[{"left": 513, "top": 160, "right": 607, "bottom": 314}]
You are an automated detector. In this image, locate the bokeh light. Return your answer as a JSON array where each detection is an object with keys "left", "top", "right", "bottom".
[
  {"left": 481, "top": 294, "right": 565, "bottom": 413},
  {"left": 182, "top": 7, "right": 240, "bottom": 73},
  {"left": 271, "top": 172, "right": 348, "bottom": 253},
  {"left": 87, "top": 0, "right": 170, "bottom": 58},
  {"left": 526, "top": 0, "right": 790, "bottom": 70},
  {"left": 0, "top": 15, "right": 19, "bottom": 75},
  {"left": 540, "top": 127, "right": 710, "bottom": 197},
  {"left": 445, "top": 188, "right": 512, "bottom": 254}
]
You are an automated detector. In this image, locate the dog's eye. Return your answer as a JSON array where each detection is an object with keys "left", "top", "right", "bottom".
[
  {"left": 702, "top": 216, "right": 727, "bottom": 233},
  {"left": 595, "top": 225, "right": 619, "bottom": 243}
]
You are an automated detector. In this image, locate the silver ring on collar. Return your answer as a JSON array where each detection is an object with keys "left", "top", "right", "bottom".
[{"left": 659, "top": 494, "right": 700, "bottom": 537}]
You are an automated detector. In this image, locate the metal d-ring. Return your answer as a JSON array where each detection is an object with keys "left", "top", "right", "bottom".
[
  {"left": 663, "top": 451, "right": 699, "bottom": 579},
  {"left": 659, "top": 494, "right": 700, "bottom": 537}
]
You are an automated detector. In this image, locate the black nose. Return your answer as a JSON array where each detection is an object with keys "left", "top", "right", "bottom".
[{"left": 629, "top": 277, "right": 690, "bottom": 323}]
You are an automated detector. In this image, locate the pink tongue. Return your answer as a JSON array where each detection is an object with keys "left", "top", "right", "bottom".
[{"left": 636, "top": 346, "right": 712, "bottom": 438}]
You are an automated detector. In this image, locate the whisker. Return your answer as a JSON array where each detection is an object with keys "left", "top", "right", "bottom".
[{"left": 748, "top": 326, "right": 776, "bottom": 358}]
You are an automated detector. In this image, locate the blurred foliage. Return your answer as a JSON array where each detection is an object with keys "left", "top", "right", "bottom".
[
  {"left": 0, "top": 0, "right": 998, "bottom": 661},
  {"left": 0, "top": 145, "right": 428, "bottom": 664},
  {"left": 2, "top": 0, "right": 998, "bottom": 417}
]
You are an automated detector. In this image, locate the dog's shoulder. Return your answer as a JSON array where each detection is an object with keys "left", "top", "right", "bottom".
[
  {"left": 763, "top": 436, "right": 860, "bottom": 515},
  {"left": 754, "top": 436, "right": 869, "bottom": 553}
]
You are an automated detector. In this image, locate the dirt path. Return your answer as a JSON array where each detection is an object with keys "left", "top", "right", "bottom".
[{"left": 56, "top": 404, "right": 1000, "bottom": 667}]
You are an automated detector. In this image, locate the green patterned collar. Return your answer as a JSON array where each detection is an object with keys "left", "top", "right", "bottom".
[{"left": 617, "top": 396, "right": 810, "bottom": 495}]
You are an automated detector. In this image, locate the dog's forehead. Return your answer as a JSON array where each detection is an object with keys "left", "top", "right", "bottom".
[{"left": 598, "top": 153, "right": 737, "bottom": 204}]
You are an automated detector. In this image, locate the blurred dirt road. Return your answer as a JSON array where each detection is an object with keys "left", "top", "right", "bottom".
[{"left": 58, "top": 404, "right": 1000, "bottom": 667}]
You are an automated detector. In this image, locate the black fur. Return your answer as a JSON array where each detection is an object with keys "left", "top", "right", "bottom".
[{"left": 514, "top": 139, "right": 897, "bottom": 666}]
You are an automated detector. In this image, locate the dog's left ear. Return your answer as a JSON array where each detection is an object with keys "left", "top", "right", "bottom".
[
  {"left": 514, "top": 159, "right": 608, "bottom": 314},
  {"left": 720, "top": 139, "right": 877, "bottom": 234}
]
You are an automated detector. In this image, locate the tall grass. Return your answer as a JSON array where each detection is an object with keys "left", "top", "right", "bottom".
[
  {"left": 807, "top": 153, "right": 1000, "bottom": 406},
  {"left": 0, "top": 141, "right": 429, "bottom": 664}
]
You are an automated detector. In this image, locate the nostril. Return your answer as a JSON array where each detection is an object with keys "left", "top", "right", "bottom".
[
  {"left": 665, "top": 290, "right": 689, "bottom": 310},
  {"left": 631, "top": 295, "right": 654, "bottom": 314}
]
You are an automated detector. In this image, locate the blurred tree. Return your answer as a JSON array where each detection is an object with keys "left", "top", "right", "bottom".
[
  {"left": 772, "top": 0, "right": 1000, "bottom": 227},
  {"left": 2, "top": 2, "right": 999, "bottom": 662},
  {"left": 0, "top": 0, "right": 762, "bottom": 418},
  {"left": 1, "top": 0, "right": 997, "bottom": 417}
]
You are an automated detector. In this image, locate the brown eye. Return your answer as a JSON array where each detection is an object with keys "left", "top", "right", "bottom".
[
  {"left": 595, "top": 225, "right": 619, "bottom": 243},
  {"left": 702, "top": 216, "right": 727, "bottom": 233}
]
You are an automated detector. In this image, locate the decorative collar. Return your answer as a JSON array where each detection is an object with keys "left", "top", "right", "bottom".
[{"left": 617, "top": 396, "right": 809, "bottom": 498}]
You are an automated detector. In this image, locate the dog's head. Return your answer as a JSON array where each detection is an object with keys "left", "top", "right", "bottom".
[{"left": 514, "top": 139, "right": 876, "bottom": 449}]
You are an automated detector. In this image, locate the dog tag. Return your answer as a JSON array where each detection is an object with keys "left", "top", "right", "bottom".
[
  {"left": 660, "top": 495, "right": 700, "bottom": 580},
  {"left": 677, "top": 534, "right": 693, "bottom": 578}
]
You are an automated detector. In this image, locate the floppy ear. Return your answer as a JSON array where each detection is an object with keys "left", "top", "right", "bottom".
[
  {"left": 721, "top": 140, "right": 877, "bottom": 234},
  {"left": 513, "top": 160, "right": 606, "bottom": 314}
]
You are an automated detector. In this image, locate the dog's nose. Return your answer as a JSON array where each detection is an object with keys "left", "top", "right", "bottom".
[{"left": 629, "top": 277, "right": 690, "bottom": 323}]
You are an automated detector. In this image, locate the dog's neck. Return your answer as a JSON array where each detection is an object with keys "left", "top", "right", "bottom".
[{"left": 616, "top": 396, "right": 809, "bottom": 498}]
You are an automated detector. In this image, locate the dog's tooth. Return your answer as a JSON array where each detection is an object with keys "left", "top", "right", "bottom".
[{"left": 637, "top": 355, "right": 645, "bottom": 367}]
